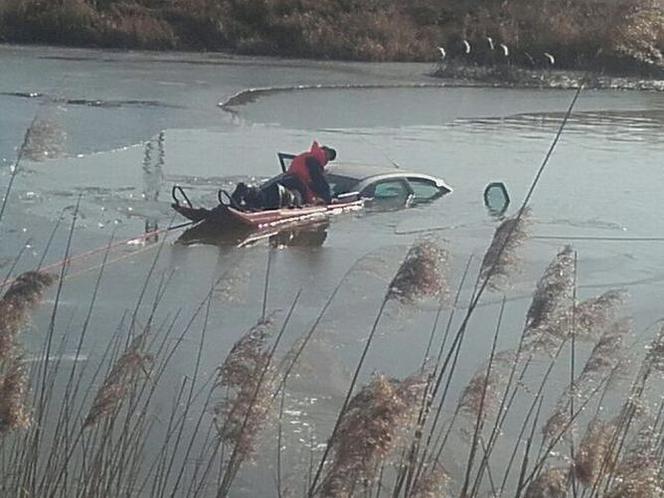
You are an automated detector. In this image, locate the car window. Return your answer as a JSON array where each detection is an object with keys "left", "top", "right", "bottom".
[
  {"left": 326, "top": 174, "right": 357, "bottom": 196},
  {"left": 362, "top": 180, "right": 411, "bottom": 206},
  {"left": 374, "top": 181, "right": 408, "bottom": 199},
  {"left": 407, "top": 177, "right": 441, "bottom": 201}
]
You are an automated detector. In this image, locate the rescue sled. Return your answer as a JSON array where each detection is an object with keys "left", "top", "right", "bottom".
[{"left": 171, "top": 186, "right": 363, "bottom": 231}]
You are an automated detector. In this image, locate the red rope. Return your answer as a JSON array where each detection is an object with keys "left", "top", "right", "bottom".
[{"left": 1, "top": 224, "right": 177, "bottom": 290}]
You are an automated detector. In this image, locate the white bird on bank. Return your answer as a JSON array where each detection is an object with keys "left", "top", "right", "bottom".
[
  {"left": 487, "top": 37, "right": 495, "bottom": 50},
  {"left": 462, "top": 40, "right": 471, "bottom": 54},
  {"left": 500, "top": 43, "right": 509, "bottom": 57},
  {"left": 544, "top": 52, "right": 555, "bottom": 65},
  {"left": 437, "top": 46, "right": 447, "bottom": 61}
]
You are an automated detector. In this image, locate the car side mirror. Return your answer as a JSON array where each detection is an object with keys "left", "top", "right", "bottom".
[{"left": 484, "top": 182, "right": 510, "bottom": 217}]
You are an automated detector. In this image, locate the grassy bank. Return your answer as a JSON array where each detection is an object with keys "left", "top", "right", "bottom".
[{"left": 0, "top": 0, "right": 663, "bottom": 73}]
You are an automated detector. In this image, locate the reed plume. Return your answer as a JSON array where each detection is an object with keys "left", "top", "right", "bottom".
[
  {"left": 574, "top": 418, "right": 618, "bottom": 487},
  {"left": 410, "top": 465, "right": 451, "bottom": 498},
  {"left": 479, "top": 209, "right": 529, "bottom": 290},
  {"left": 387, "top": 239, "right": 448, "bottom": 304},
  {"left": 578, "top": 319, "right": 630, "bottom": 382},
  {"left": 574, "top": 290, "right": 626, "bottom": 341},
  {"left": 541, "top": 407, "right": 571, "bottom": 448},
  {"left": 522, "top": 246, "right": 576, "bottom": 354},
  {"left": 525, "top": 245, "right": 575, "bottom": 332},
  {"left": 0, "top": 271, "right": 56, "bottom": 360},
  {"left": 214, "top": 318, "right": 277, "bottom": 458},
  {"left": 457, "top": 351, "right": 514, "bottom": 423},
  {"left": 523, "top": 466, "right": 569, "bottom": 498},
  {"left": 605, "top": 475, "right": 663, "bottom": 498},
  {"left": 525, "top": 289, "right": 625, "bottom": 356},
  {"left": 0, "top": 357, "right": 31, "bottom": 433},
  {"left": 644, "top": 322, "right": 664, "bottom": 374},
  {"left": 606, "top": 421, "right": 662, "bottom": 498},
  {"left": 83, "top": 330, "right": 152, "bottom": 428},
  {"left": 317, "top": 373, "right": 426, "bottom": 497},
  {"left": 542, "top": 320, "right": 629, "bottom": 442}
]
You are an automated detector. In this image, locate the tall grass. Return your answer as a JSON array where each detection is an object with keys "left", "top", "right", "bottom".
[
  {"left": 3, "top": 207, "right": 664, "bottom": 497},
  {"left": 0, "top": 0, "right": 662, "bottom": 70}
]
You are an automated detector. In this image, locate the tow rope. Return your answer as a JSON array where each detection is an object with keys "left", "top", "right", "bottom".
[{"left": 1, "top": 220, "right": 194, "bottom": 290}]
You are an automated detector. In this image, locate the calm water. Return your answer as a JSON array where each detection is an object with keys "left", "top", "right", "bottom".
[{"left": 2, "top": 44, "right": 664, "bottom": 495}]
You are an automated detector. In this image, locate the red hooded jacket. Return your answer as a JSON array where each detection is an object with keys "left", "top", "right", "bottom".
[{"left": 286, "top": 141, "right": 330, "bottom": 203}]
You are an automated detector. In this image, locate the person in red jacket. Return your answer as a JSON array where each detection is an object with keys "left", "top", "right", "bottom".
[{"left": 281, "top": 141, "right": 336, "bottom": 205}]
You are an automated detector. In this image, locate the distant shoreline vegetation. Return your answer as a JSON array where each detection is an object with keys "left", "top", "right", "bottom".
[{"left": 1, "top": 0, "right": 663, "bottom": 76}]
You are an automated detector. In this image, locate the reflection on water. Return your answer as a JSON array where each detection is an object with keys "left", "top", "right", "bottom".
[
  {"left": 22, "top": 116, "right": 67, "bottom": 162},
  {"left": 142, "top": 131, "right": 165, "bottom": 241},
  {"left": 176, "top": 218, "right": 330, "bottom": 248},
  {"left": 455, "top": 108, "right": 664, "bottom": 146},
  {"left": 270, "top": 223, "right": 329, "bottom": 248}
]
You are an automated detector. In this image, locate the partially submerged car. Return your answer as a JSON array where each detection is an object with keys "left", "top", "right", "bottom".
[
  {"left": 264, "top": 153, "right": 453, "bottom": 209},
  {"left": 172, "top": 152, "right": 453, "bottom": 246}
]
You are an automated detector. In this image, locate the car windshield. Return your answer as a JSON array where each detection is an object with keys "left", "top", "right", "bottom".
[{"left": 326, "top": 174, "right": 358, "bottom": 196}]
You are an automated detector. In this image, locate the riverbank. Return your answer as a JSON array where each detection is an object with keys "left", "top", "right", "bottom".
[
  {"left": 433, "top": 63, "right": 664, "bottom": 92},
  {"left": 1, "top": 0, "right": 663, "bottom": 75}
]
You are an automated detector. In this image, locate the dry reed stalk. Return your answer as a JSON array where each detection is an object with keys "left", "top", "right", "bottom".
[
  {"left": 0, "top": 271, "right": 56, "bottom": 360},
  {"left": 457, "top": 351, "right": 514, "bottom": 424},
  {"left": 22, "top": 118, "right": 66, "bottom": 162},
  {"left": 574, "top": 290, "right": 626, "bottom": 341},
  {"left": 645, "top": 322, "right": 664, "bottom": 373},
  {"left": 525, "top": 246, "right": 575, "bottom": 332},
  {"left": 541, "top": 407, "right": 572, "bottom": 449},
  {"left": 542, "top": 320, "right": 630, "bottom": 442},
  {"left": 578, "top": 319, "right": 630, "bottom": 382},
  {"left": 310, "top": 245, "right": 431, "bottom": 495},
  {"left": 525, "top": 289, "right": 625, "bottom": 356},
  {"left": 479, "top": 209, "right": 529, "bottom": 290},
  {"left": 605, "top": 475, "right": 663, "bottom": 498},
  {"left": 605, "top": 421, "right": 662, "bottom": 498},
  {"left": 0, "top": 357, "right": 31, "bottom": 433},
  {"left": 590, "top": 320, "right": 664, "bottom": 489},
  {"left": 83, "top": 330, "right": 152, "bottom": 429},
  {"left": 410, "top": 465, "right": 450, "bottom": 498},
  {"left": 317, "top": 373, "right": 426, "bottom": 497},
  {"left": 521, "top": 246, "right": 576, "bottom": 355},
  {"left": 523, "top": 466, "right": 569, "bottom": 498},
  {"left": 574, "top": 418, "right": 618, "bottom": 487},
  {"left": 213, "top": 318, "right": 277, "bottom": 459},
  {"left": 620, "top": 419, "right": 657, "bottom": 468},
  {"left": 386, "top": 239, "right": 448, "bottom": 304}
]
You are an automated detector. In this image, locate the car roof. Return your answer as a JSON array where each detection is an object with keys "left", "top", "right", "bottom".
[
  {"left": 325, "top": 162, "right": 402, "bottom": 179},
  {"left": 326, "top": 163, "right": 439, "bottom": 181},
  {"left": 262, "top": 161, "right": 452, "bottom": 193},
  {"left": 326, "top": 163, "right": 452, "bottom": 191}
]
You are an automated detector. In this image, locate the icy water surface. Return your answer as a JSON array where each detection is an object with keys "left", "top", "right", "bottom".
[{"left": 2, "top": 44, "right": 664, "bottom": 496}]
